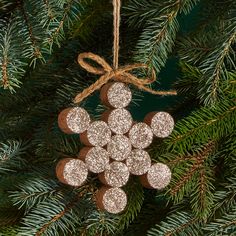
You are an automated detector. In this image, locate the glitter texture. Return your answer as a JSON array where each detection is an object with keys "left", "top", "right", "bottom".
[
  {"left": 151, "top": 112, "right": 174, "bottom": 138},
  {"left": 85, "top": 147, "right": 109, "bottom": 173},
  {"left": 147, "top": 163, "right": 172, "bottom": 189},
  {"left": 66, "top": 107, "right": 91, "bottom": 133},
  {"left": 63, "top": 159, "right": 88, "bottom": 186},
  {"left": 107, "top": 82, "right": 132, "bottom": 108},
  {"left": 126, "top": 149, "right": 151, "bottom": 175},
  {"left": 129, "top": 123, "right": 153, "bottom": 149},
  {"left": 107, "top": 135, "right": 132, "bottom": 161},
  {"left": 103, "top": 161, "right": 130, "bottom": 187},
  {"left": 102, "top": 187, "right": 127, "bottom": 214},
  {"left": 107, "top": 108, "right": 133, "bottom": 134},
  {"left": 87, "top": 121, "right": 111, "bottom": 146}
]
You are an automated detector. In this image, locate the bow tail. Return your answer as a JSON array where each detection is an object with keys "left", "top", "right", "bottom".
[
  {"left": 74, "top": 73, "right": 114, "bottom": 104},
  {"left": 121, "top": 72, "right": 177, "bottom": 96}
]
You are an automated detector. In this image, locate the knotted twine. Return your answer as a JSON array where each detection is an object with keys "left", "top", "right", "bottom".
[{"left": 74, "top": 0, "right": 177, "bottom": 104}]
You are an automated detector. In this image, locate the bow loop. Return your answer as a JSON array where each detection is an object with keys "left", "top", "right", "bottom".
[{"left": 78, "top": 52, "right": 112, "bottom": 75}]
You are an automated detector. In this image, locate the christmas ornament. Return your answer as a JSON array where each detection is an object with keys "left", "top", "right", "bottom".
[{"left": 56, "top": 0, "right": 177, "bottom": 214}]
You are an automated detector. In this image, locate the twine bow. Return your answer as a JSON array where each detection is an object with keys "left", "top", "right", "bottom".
[
  {"left": 73, "top": 0, "right": 176, "bottom": 104},
  {"left": 74, "top": 52, "right": 177, "bottom": 104}
]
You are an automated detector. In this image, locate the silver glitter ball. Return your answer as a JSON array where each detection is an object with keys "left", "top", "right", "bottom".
[
  {"left": 102, "top": 161, "right": 130, "bottom": 187},
  {"left": 126, "top": 149, "right": 151, "bottom": 175},
  {"left": 63, "top": 159, "right": 88, "bottom": 186},
  {"left": 146, "top": 163, "right": 171, "bottom": 189},
  {"left": 87, "top": 121, "right": 112, "bottom": 146},
  {"left": 85, "top": 147, "right": 109, "bottom": 173},
  {"left": 129, "top": 123, "right": 153, "bottom": 149},
  {"left": 66, "top": 107, "right": 91, "bottom": 133},
  {"left": 150, "top": 112, "right": 174, "bottom": 138},
  {"left": 107, "top": 135, "right": 132, "bottom": 161},
  {"left": 107, "top": 82, "right": 132, "bottom": 108},
  {"left": 102, "top": 187, "right": 127, "bottom": 214},
  {"left": 107, "top": 108, "right": 133, "bottom": 134}
]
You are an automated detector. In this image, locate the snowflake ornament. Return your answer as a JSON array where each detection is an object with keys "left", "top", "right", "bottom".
[{"left": 56, "top": 82, "right": 174, "bottom": 214}]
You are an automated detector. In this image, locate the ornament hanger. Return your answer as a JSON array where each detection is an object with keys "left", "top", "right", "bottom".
[{"left": 74, "top": 0, "right": 177, "bottom": 104}]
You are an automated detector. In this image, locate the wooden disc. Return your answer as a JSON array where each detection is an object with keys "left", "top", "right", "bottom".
[
  {"left": 58, "top": 107, "right": 91, "bottom": 134},
  {"left": 126, "top": 149, "right": 151, "bottom": 175},
  {"left": 80, "top": 121, "right": 112, "bottom": 146},
  {"left": 128, "top": 122, "right": 153, "bottom": 149},
  {"left": 96, "top": 186, "right": 127, "bottom": 214},
  {"left": 56, "top": 158, "right": 88, "bottom": 186},
  {"left": 100, "top": 82, "right": 132, "bottom": 108},
  {"left": 79, "top": 146, "right": 109, "bottom": 173},
  {"left": 140, "top": 163, "right": 171, "bottom": 189},
  {"left": 144, "top": 112, "right": 174, "bottom": 138},
  {"left": 99, "top": 161, "right": 130, "bottom": 187}
]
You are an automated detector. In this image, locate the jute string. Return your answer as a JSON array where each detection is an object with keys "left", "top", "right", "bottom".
[{"left": 74, "top": 0, "right": 177, "bottom": 104}]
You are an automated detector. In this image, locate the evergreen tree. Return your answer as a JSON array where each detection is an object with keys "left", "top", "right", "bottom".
[{"left": 0, "top": 0, "right": 235, "bottom": 235}]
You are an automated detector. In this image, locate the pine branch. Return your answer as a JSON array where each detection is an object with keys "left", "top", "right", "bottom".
[
  {"left": 173, "top": 62, "right": 202, "bottom": 95},
  {"left": 169, "top": 142, "right": 214, "bottom": 198},
  {"left": 0, "top": 18, "right": 27, "bottom": 91},
  {"left": 134, "top": 10, "right": 178, "bottom": 73},
  {"left": 45, "top": 0, "right": 75, "bottom": 49},
  {"left": 198, "top": 10, "right": 236, "bottom": 105},
  {"left": 125, "top": 0, "right": 199, "bottom": 27},
  {"left": 78, "top": 211, "right": 118, "bottom": 236},
  {"left": 0, "top": 226, "right": 19, "bottom": 236},
  {"left": 177, "top": 33, "right": 214, "bottom": 66},
  {"left": 19, "top": 1, "right": 43, "bottom": 65},
  {"left": 118, "top": 180, "right": 144, "bottom": 231},
  {"left": 0, "top": 140, "right": 28, "bottom": 174},
  {"left": 18, "top": 186, "right": 93, "bottom": 236},
  {"left": 131, "top": 0, "right": 199, "bottom": 73},
  {"left": 220, "top": 135, "right": 236, "bottom": 175},
  {"left": 166, "top": 100, "right": 236, "bottom": 153},
  {"left": 204, "top": 206, "right": 236, "bottom": 235},
  {"left": 212, "top": 177, "right": 236, "bottom": 216},
  {"left": 147, "top": 211, "right": 201, "bottom": 236},
  {"left": 190, "top": 166, "right": 214, "bottom": 220},
  {"left": 10, "top": 178, "right": 62, "bottom": 211}
]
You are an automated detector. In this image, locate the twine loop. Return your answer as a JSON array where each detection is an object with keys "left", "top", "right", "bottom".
[{"left": 73, "top": 0, "right": 176, "bottom": 104}]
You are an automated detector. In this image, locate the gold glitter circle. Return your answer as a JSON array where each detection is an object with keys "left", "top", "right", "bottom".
[
  {"left": 87, "top": 121, "right": 112, "bottom": 146},
  {"left": 107, "top": 135, "right": 132, "bottom": 161},
  {"left": 129, "top": 123, "right": 153, "bottom": 149},
  {"left": 103, "top": 162, "right": 130, "bottom": 187},
  {"left": 107, "top": 108, "right": 133, "bottom": 134},
  {"left": 151, "top": 112, "right": 174, "bottom": 138},
  {"left": 66, "top": 107, "right": 91, "bottom": 133},
  {"left": 107, "top": 82, "right": 132, "bottom": 108},
  {"left": 63, "top": 159, "right": 88, "bottom": 186},
  {"left": 85, "top": 147, "right": 109, "bottom": 173},
  {"left": 126, "top": 149, "right": 151, "bottom": 175},
  {"left": 147, "top": 163, "right": 172, "bottom": 189},
  {"left": 102, "top": 187, "right": 127, "bottom": 214}
]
